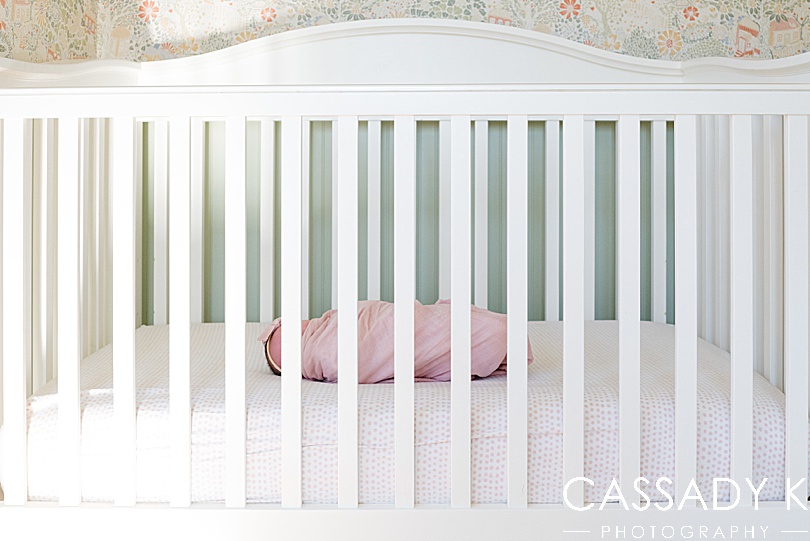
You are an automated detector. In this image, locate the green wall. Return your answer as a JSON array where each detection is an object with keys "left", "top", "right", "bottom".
[{"left": 139, "top": 120, "right": 675, "bottom": 325}]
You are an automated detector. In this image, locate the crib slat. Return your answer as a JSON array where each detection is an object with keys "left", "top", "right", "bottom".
[
  {"left": 169, "top": 116, "right": 192, "bottom": 507},
  {"left": 752, "top": 117, "right": 764, "bottom": 378},
  {"left": 674, "top": 115, "right": 698, "bottom": 502},
  {"left": 22, "top": 120, "right": 32, "bottom": 398},
  {"left": 545, "top": 120, "right": 560, "bottom": 322},
  {"left": 698, "top": 115, "right": 719, "bottom": 343},
  {"left": 729, "top": 115, "right": 754, "bottom": 506},
  {"left": 112, "top": 116, "right": 137, "bottom": 506},
  {"left": 82, "top": 118, "right": 97, "bottom": 357},
  {"left": 332, "top": 121, "right": 339, "bottom": 311},
  {"left": 506, "top": 115, "right": 529, "bottom": 508},
  {"left": 474, "top": 120, "right": 488, "bottom": 309},
  {"left": 651, "top": 120, "right": 668, "bottom": 324},
  {"left": 224, "top": 116, "right": 247, "bottom": 508},
  {"left": 783, "top": 115, "right": 808, "bottom": 499},
  {"left": 617, "top": 116, "right": 641, "bottom": 501},
  {"left": 46, "top": 120, "right": 58, "bottom": 384},
  {"left": 583, "top": 120, "right": 596, "bottom": 321},
  {"left": 190, "top": 119, "right": 205, "bottom": 324},
  {"left": 438, "top": 119, "right": 451, "bottom": 300},
  {"left": 367, "top": 120, "right": 382, "bottom": 301},
  {"left": 99, "top": 119, "right": 112, "bottom": 349},
  {"left": 280, "top": 116, "right": 304, "bottom": 508},
  {"left": 301, "top": 120, "right": 311, "bottom": 320},
  {"left": 762, "top": 116, "right": 784, "bottom": 388},
  {"left": 562, "top": 115, "right": 585, "bottom": 507},
  {"left": 2, "top": 116, "right": 28, "bottom": 505},
  {"left": 153, "top": 121, "right": 169, "bottom": 325},
  {"left": 336, "top": 116, "right": 359, "bottom": 508},
  {"left": 135, "top": 123, "right": 144, "bottom": 327},
  {"left": 450, "top": 116, "right": 472, "bottom": 508},
  {"left": 260, "top": 120, "right": 276, "bottom": 322},
  {"left": 101, "top": 118, "right": 113, "bottom": 345},
  {"left": 394, "top": 115, "right": 416, "bottom": 508},
  {"left": 31, "top": 119, "right": 46, "bottom": 393},
  {"left": 57, "top": 116, "right": 82, "bottom": 506},
  {"left": 717, "top": 116, "right": 731, "bottom": 352}
]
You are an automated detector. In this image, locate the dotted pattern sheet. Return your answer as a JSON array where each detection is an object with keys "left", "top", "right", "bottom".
[{"left": 2, "top": 321, "right": 806, "bottom": 504}]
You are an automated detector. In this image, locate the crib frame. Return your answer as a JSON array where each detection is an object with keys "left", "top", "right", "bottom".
[{"left": 1, "top": 19, "right": 810, "bottom": 540}]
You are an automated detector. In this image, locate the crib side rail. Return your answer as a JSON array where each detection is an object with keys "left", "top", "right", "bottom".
[{"left": 0, "top": 86, "right": 808, "bottom": 515}]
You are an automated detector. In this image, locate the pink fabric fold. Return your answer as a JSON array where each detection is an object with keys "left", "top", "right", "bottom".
[{"left": 258, "top": 300, "right": 533, "bottom": 383}]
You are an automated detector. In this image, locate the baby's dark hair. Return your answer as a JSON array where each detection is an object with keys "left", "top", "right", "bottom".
[{"left": 265, "top": 338, "right": 281, "bottom": 376}]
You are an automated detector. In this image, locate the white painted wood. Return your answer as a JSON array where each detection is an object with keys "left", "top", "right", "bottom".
[
  {"left": 169, "top": 116, "right": 192, "bottom": 507},
  {"left": 134, "top": 122, "right": 144, "bottom": 327},
  {"left": 153, "top": 121, "right": 169, "bottom": 325},
  {"left": 6, "top": 89, "right": 810, "bottom": 126},
  {"left": 31, "top": 119, "right": 46, "bottom": 394},
  {"left": 190, "top": 118, "right": 205, "bottom": 324},
  {"left": 106, "top": 120, "right": 114, "bottom": 346},
  {"left": 717, "top": 115, "right": 731, "bottom": 352},
  {"left": 762, "top": 116, "right": 784, "bottom": 389},
  {"left": 651, "top": 120, "right": 667, "bottom": 324},
  {"left": 81, "top": 118, "right": 96, "bottom": 358},
  {"left": 752, "top": 116, "right": 764, "bottom": 378},
  {"left": 449, "top": 115, "right": 472, "bottom": 508},
  {"left": 300, "top": 120, "right": 311, "bottom": 320},
  {"left": 438, "top": 119, "right": 451, "bottom": 300},
  {"left": 583, "top": 120, "right": 595, "bottom": 321},
  {"left": 616, "top": 116, "right": 641, "bottom": 502},
  {"left": 394, "top": 115, "right": 416, "bottom": 509},
  {"left": 89, "top": 120, "right": 99, "bottom": 354},
  {"left": 366, "top": 120, "right": 382, "bottom": 301},
  {"left": 706, "top": 115, "right": 724, "bottom": 349},
  {"left": 729, "top": 115, "right": 754, "bottom": 506},
  {"left": 0, "top": 120, "right": 3, "bottom": 432},
  {"left": 336, "top": 116, "right": 359, "bottom": 508},
  {"left": 545, "top": 120, "right": 560, "bottom": 322},
  {"left": 506, "top": 116, "right": 528, "bottom": 508},
  {"left": 99, "top": 119, "right": 112, "bottom": 350},
  {"left": 79, "top": 118, "right": 97, "bottom": 358},
  {"left": 112, "top": 116, "right": 137, "bottom": 507},
  {"left": 22, "top": 120, "right": 33, "bottom": 399},
  {"left": 260, "top": 120, "right": 276, "bottom": 322},
  {"left": 224, "top": 116, "right": 248, "bottom": 508},
  {"left": 473, "top": 120, "right": 488, "bottom": 310},
  {"left": 674, "top": 115, "right": 698, "bottom": 503},
  {"left": 562, "top": 115, "right": 585, "bottom": 507},
  {"left": 105, "top": 20, "right": 810, "bottom": 87},
  {"left": 46, "top": 119, "right": 58, "bottom": 384},
  {"left": 57, "top": 116, "right": 81, "bottom": 506},
  {"left": 2, "top": 116, "right": 28, "bottom": 505},
  {"left": 783, "top": 115, "right": 808, "bottom": 502},
  {"left": 332, "top": 121, "right": 339, "bottom": 311},
  {"left": 696, "top": 115, "right": 714, "bottom": 341},
  {"left": 280, "top": 116, "right": 304, "bottom": 508}
]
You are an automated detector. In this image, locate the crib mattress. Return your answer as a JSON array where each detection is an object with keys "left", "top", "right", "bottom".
[{"left": 1, "top": 320, "right": 806, "bottom": 504}]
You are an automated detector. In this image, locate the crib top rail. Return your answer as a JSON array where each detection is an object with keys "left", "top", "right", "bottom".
[{"left": 1, "top": 20, "right": 810, "bottom": 91}]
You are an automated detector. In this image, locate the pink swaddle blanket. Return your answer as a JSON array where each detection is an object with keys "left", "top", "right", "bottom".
[{"left": 257, "top": 299, "right": 533, "bottom": 383}]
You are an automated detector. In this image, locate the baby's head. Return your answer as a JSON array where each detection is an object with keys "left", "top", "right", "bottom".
[{"left": 265, "top": 320, "right": 310, "bottom": 375}]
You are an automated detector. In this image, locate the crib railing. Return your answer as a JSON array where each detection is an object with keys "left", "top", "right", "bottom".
[{"left": 1, "top": 86, "right": 809, "bottom": 511}]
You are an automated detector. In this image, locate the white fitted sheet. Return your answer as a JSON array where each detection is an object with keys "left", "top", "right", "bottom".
[{"left": 1, "top": 321, "right": 807, "bottom": 504}]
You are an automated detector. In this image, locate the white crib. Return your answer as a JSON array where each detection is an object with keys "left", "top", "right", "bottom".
[{"left": 1, "top": 19, "right": 809, "bottom": 540}]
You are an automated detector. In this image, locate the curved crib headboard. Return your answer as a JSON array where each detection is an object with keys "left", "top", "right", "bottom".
[{"left": 0, "top": 19, "right": 808, "bottom": 530}]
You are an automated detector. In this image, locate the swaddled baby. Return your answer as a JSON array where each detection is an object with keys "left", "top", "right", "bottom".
[{"left": 257, "top": 299, "right": 533, "bottom": 383}]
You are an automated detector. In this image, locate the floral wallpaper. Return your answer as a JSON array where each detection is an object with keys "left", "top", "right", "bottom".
[{"left": 1, "top": 0, "right": 808, "bottom": 63}]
